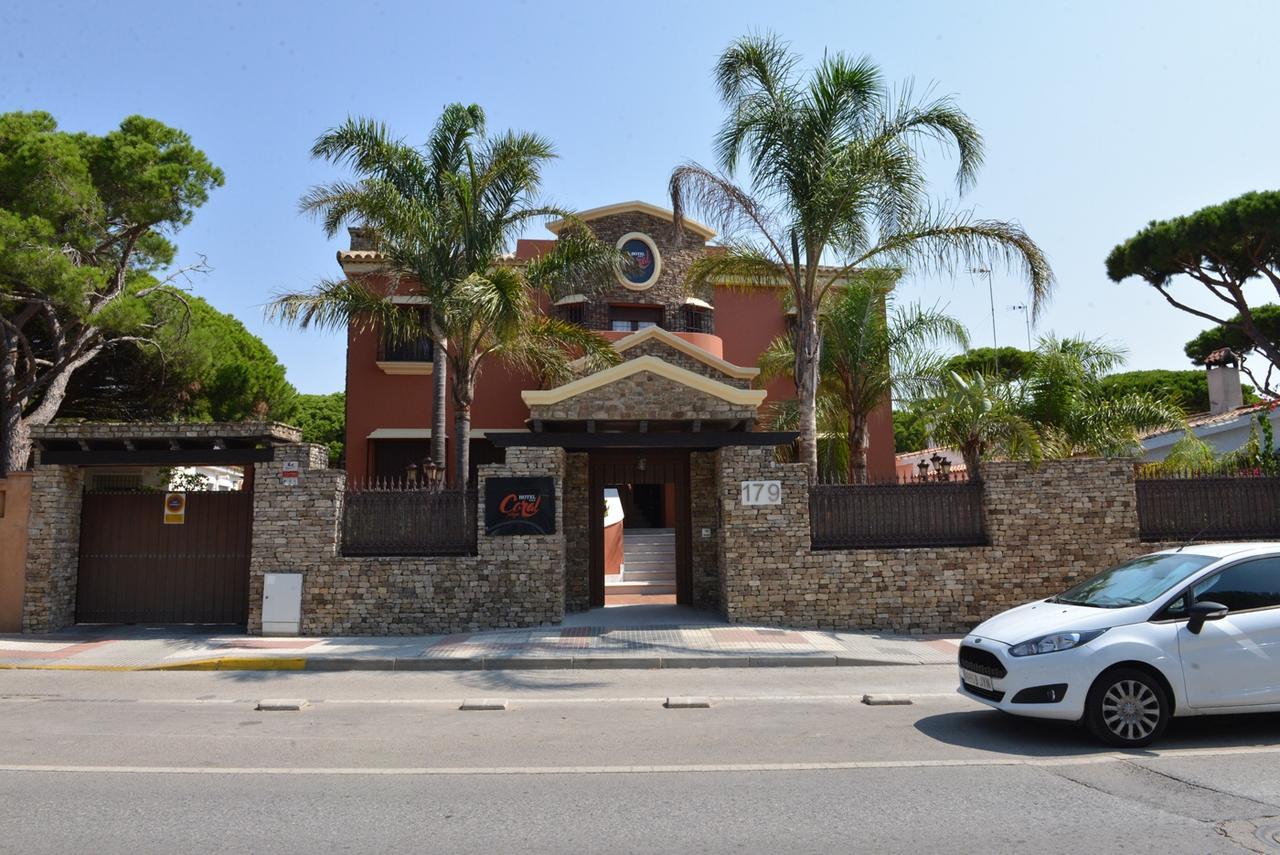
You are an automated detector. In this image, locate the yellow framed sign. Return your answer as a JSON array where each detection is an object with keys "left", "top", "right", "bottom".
[{"left": 163, "top": 492, "right": 186, "bottom": 525}]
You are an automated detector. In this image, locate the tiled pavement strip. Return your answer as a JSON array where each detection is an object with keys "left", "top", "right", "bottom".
[{"left": 0, "top": 625, "right": 961, "bottom": 671}]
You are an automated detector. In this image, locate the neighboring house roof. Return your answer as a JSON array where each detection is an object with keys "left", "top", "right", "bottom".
[
  {"left": 1140, "top": 402, "right": 1280, "bottom": 458},
  {"left": 895, "top": 446, "right": 967, "bottom": 471}
]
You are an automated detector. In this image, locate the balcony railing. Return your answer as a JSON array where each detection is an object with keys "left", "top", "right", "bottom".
[{"left": 379, "top": 334, "right": 434, "bottom": 363}]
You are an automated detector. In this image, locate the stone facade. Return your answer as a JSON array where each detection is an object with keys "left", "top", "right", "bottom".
[
  {"left": 562, "top": 452, "right": 591, "bottom": 612},
  {"left": 529, "top": 371, "right": 757, "bottom": 424},
  {"left": 569, "top": 211, "right": 711, "bottom": 328},
  {"left": 32, "top": 421, "right": 300, "bottom": 445},
  {"left": 22, "top": 465, "right": 84, "bottom": 632},
  {"left": 689, "top": 451, "right": 720, "bottom": 610},
  {"left": 717, "top": 448, "right": 1171, "bottom": 634},
  {"left": 247, "top": 443, "right": 567, "bottom": 635},
  {"left": 615, "top": 337, "right": 754, "bottom": 388},
  {"left": 20, "top": 421, "right": 1239, "bottom": 638}
]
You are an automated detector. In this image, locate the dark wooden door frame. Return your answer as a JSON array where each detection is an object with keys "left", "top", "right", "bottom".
[{"left": 588, "top": 450, "right": 693, "bottom": 608}]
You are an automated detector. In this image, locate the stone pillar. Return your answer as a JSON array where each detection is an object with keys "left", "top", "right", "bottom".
[
  {"left": 476, "top": 446, "right": 567, "bottom": 627},
  {"left": 562, "top": 452, "right": 590, "bottom": 612},
  {"left": 247, "top": 443, "right": 342, "bottom": 634},
  {"left": 716, "top": 445, "right": 811, "bottom": 624},
  {"left": 689, "top": 450, "right": 721, "bottom": 610},
  {"left": 22, "top": 465, "right": 84, "bottom": 632}
]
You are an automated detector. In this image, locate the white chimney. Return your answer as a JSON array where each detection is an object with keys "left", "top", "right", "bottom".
[{"left": 1205, "top": 348, "right": 1243, "bottom": 415}]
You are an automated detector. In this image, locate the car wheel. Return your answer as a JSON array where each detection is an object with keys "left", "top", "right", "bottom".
[{"left": 1085, "top": 668, "right": 1170, "bottom": 747}]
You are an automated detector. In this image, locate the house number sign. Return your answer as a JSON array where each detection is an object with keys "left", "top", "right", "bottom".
[{"left": 740, "top": 480, "right": 782, "bottom": 506}]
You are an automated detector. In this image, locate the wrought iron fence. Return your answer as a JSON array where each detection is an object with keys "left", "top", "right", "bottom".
[
  {"left": 809, "top": 480, "right": 987, "bottom": 550},
  {"left": 342, "top": 485, "right": 477, "bottom": 556},
  {"left": 1135, "top": 470, "right": 1280, "bottom": 542}
]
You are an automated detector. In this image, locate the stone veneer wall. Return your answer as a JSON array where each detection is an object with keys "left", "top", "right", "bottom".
[
  {"left": 22, "top": 465, "right": 84, "bottom": 632},
  {"left": 689, "top": 451, "right": 721, "bottom": 610},
  {"left": 563, "top": 452, "right": 591, "bottom": 612},
  {"left": 718, "top": 447, "right": 1162, "bottom": 634},
  {"left": 529, "top": 372, "right": 756, "bottom": 424},
  {"left": 616, "top": 339, "right": 753, "bottom": 388},
  {"left": 571, "top": 211, "right": 711, "bottom": 329},
  {"left": 248, "top": 443, "right": 567, "bottom": 635}
]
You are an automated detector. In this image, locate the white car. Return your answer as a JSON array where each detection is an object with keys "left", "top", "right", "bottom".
[{"left": 959, "top": 542, "right": 1280, "bottom": 746}]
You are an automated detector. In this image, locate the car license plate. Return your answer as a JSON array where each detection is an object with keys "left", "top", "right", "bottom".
[{"left": 961, "top": 668, "right": 994, "bottom": 691}]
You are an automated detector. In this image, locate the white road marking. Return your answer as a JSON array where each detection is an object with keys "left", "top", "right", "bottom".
[
  {"left": 2, "top": 744, "right": 1279, "bottom": 777},
  {"left": 0, "top": 692, "right": 965, "bottom": 706}
]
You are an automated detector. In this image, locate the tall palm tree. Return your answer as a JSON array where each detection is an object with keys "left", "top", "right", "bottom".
[
  {"left": 292, "top": 105, "right": 497, "bottom": 472},
  {"left": 270, "top": 105, "right": 620, "bottom": 484},
  {"left": 758, "top": 277, "right": 968, "bottom": 482},
  {"left": 671, "top": 33, "right": 1053, "bottom": 481}
]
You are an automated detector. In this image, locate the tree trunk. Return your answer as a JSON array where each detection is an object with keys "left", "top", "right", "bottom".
[
  {"left": 8, "top": 341, "right": 104, "bottom": 475},
  {"left": 847, "top": 412, "right": 868, "bottom": 485},
  {"left": 430, "top": 329, "right": 448, "bottom": 470},
  {"left": 1, "top": 403, "right": 28, "bottom": 475},
  {"left": 453, "top": 405, "right": 471, "bottom": 489},
  {"left": 1, "top": 324, "right": 19, "bottom": 475},
  {"left": 962, "top": 444, "right": 982, "bottom": 482},
  {"left": 793, "top": 304, "right": 822, "bottom": 483}
]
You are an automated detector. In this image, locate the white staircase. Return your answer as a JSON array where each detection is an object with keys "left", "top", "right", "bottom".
[{"left": 606, "top": 528, "right": 676, "bottom": 596}]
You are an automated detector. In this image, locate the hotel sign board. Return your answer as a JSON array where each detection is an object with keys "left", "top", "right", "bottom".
[
  {"left": 740, "top": 480, "right": 782, "bottom": 506},
  {"left": 485, "top": 477, "right": 556, "bottom": 536}
]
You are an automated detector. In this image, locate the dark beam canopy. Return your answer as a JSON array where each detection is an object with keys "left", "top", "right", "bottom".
[{"left": 489, "top": 431, "right": 798, "bottom": 450}]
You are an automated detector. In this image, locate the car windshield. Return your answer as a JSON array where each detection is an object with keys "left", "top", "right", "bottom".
[{"left": 1051, "top": 553, "right": 1218, "bottom": 608}]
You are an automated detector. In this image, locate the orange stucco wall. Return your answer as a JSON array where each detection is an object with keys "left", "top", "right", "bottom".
[
  {"left": 0, "top": 473, "right": 32, "bottom": 632},
  {"left": 604, "top": 520, "right": 624, "bottom": 575},
  {"left": 344, "top": 280, "right": 896, "bottom": 483}
]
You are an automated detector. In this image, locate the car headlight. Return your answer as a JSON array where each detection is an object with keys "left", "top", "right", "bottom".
[{"left": 1008, "top": 629, "right": 1107, "bottom": 657}]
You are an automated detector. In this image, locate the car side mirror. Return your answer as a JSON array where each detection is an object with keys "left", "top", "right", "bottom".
[{"left": 1187, "top": 600, "right": 1229, "bottom": 635}]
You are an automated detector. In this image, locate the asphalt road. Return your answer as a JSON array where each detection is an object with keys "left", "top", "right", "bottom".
[{"left": 1, "top": 667, "right": 1278, "bottom": 854}]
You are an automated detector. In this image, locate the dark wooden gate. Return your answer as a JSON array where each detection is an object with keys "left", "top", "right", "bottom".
[
  {"left": 588, "top": 450, "right": 692, "bottom": 608},
  {"left": 76, "top": 491, "right": 253, "bottom": 624}
]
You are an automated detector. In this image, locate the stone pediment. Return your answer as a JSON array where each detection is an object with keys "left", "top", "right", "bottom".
[
  {"left": 522, "top": 356, "right": 765, "bottom": 424},
  {"left": 572, "top": 326, "right": 760, "bottom": 389}
]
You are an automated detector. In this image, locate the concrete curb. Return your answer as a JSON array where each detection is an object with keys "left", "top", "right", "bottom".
[{"left": 0, "top": 654, "right": 939, "bottom": 673}]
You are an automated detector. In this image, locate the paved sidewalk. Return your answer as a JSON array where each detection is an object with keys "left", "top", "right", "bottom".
[{"left": 0, "top": 617, "right": 961, "bottom": 672}]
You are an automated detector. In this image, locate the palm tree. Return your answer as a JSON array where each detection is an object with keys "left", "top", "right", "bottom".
[
  {"left": 290, "top": 105, "right": 497, "bottom": 472},
  {"left": 431, "top": 261, "right": 619, "bottom": 482},
  {"left": 269, "top": 105, "right": 621, "bottom": 484},
  {"left": 922, "top": 372, "right": 1042, "bottom": 479},
  {"left": 671, "top": 33, "right": 1053, "bottom": 481},
  {"left": 758, "top": 277, "right": 968, "bottom": 482},
  {"left": 1020, "top": 336, "right": 1185, "bottom": 458}
]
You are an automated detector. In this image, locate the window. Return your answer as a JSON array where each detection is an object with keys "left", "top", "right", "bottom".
[
  {"left": 608, "top": 304, "right": 664, "bottom": 332},
  {"left": 682, "top": 305, "right": 713, "bottom": 333},
  {"left": 1053, "top": 552, "right": 1217, "bottom": 609},
  {"left": 380, "top": 307, "right": 434, "bottom": 362},
  {"left": 372, "top": 440, "right": 432, "bottom": 483},
  {"left": 1190, "top": 558, "right": 1280, "bottom": 613},
  {"left": 559, "top": 302, "right": 585, "bottom": 326}
]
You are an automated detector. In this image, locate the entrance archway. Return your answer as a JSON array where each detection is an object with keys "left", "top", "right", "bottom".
[{"left": 588, "top": 450, "right": 692, "bottom": 608}]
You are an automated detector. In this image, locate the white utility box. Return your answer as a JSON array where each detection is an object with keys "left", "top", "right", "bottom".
[{"left": 262, "top": 573, "right": 303, "bottom": 636}]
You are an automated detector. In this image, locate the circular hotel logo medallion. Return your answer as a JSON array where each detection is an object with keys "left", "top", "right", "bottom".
[{"left": 616, "top": 232, "right": 661, "bottom": 290}]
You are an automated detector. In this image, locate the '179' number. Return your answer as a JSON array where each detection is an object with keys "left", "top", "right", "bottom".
[{"left": 740, "top": 480, "right": 782, "bottom": 506}]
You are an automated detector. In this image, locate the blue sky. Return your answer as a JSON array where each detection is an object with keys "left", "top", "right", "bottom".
[{"left": 4, "top": 0, "right": 1279, "bottom": 394}]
